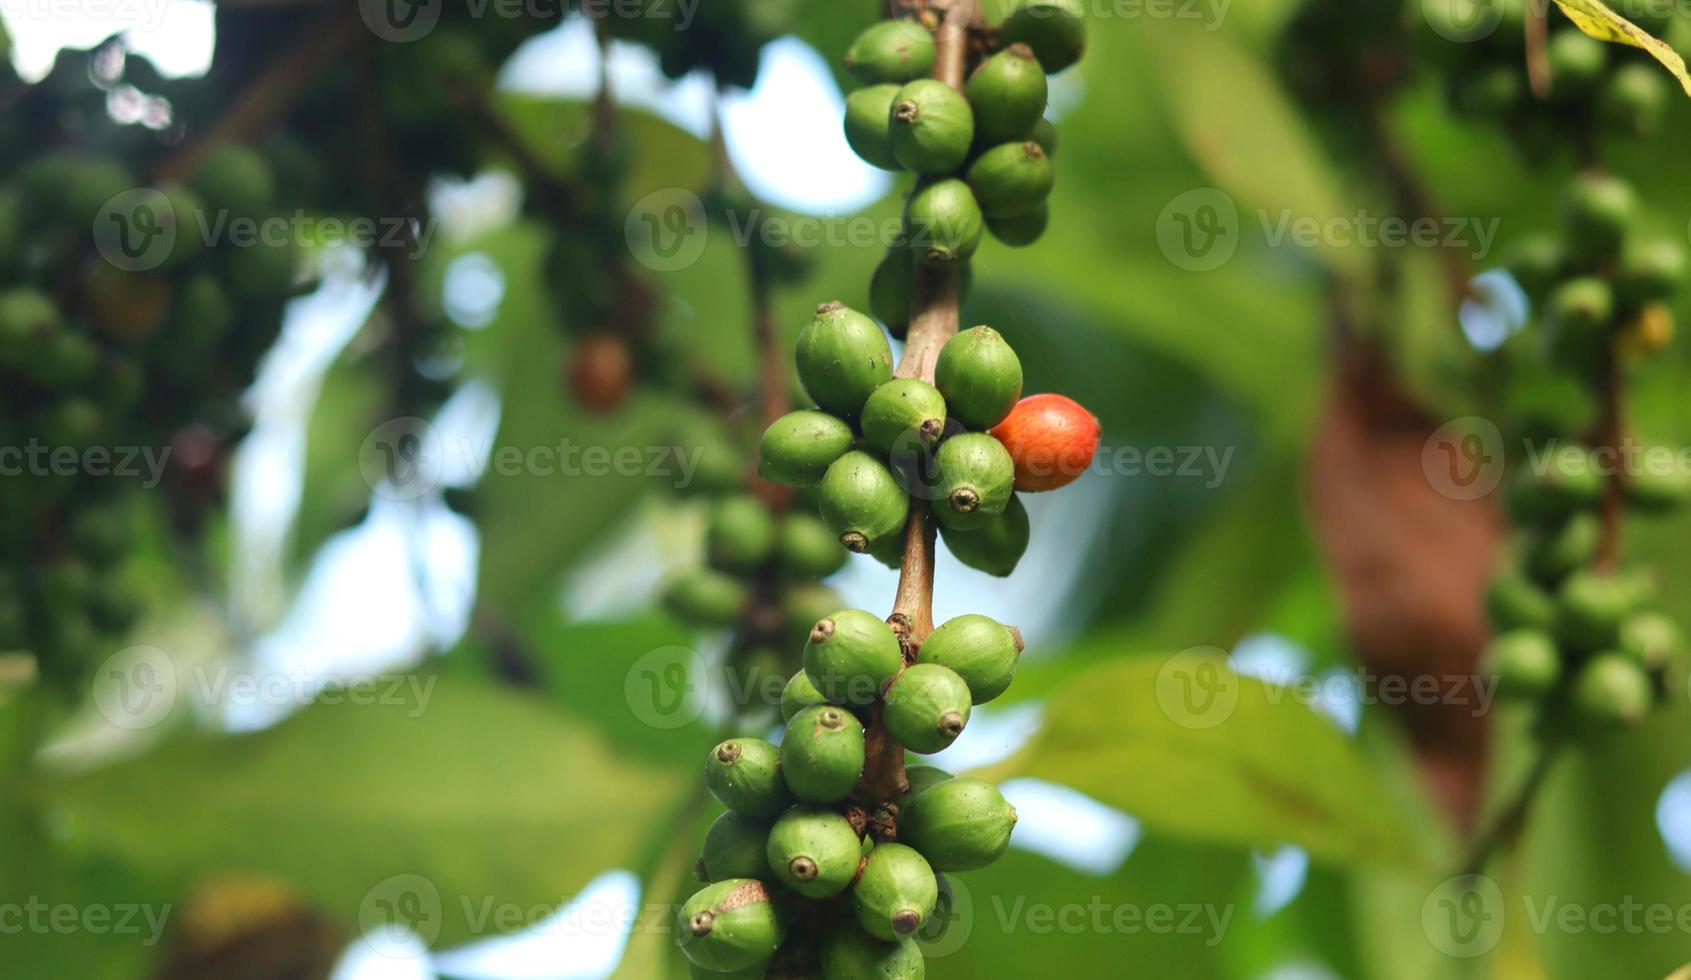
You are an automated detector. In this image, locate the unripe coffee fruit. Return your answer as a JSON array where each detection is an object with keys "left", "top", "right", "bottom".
[
  {"left": 796, "top": 303, "right": 894, "bottom": 418},
  {"left": 664, "top": 569, "right": 750, "bottom": 627},
  {"left": 934, "top": 326, "right": 1024, "bottom": 430},
  {"left": 1571, "top": 652, "right": 1653, "bottom": 729},
  {"left": 781, "top": 669, "right": 830, "bottom": 723},
  {"left": 991, "top": 393, "right": 1101, "bottom": 492},
  {"left": 966, "top": 141, "right": 1054, "bottom": 217},
  {"left": 1505, "top": 446, "right": 1604, "bottom": 522},
  {"left": 932, "top": 433, "right": 1016, "bottom": 530},
  {"left": 1600, "top": 63, "right": 1667, "bottom": 136},
  {"left": 779, "top": 512, "right": 850, "bottom": 579},
  {"left": 901, "top": 765, "right": 956, "bottom": 803},
  {"left": 853, "top": 843, "right": 939, "bottom": 941},
  {"left": 845, "top": 84, "right": 903, "bottom": 171},
  {"left": 1486, "top": 568, "right": 1557, "bottom": 631},
  {"left": 701, "top": 811, "right": 774, "bottom": 882},
  {"left": 1000, "top": 0, "right": 1087, "bottom": 73},
  {"left": 677, "top": 878, "right": 787, "bottom": 973},
  {"left": 705, "top": 738, "right": 794, "bottom": 818},
  {"left": 918, "top": 614, "right": 1024, "bottom": 704},
  {"left": 820, "top": 451, "right": 910, "bottom": 553},
  {"left": 1616, "top": 238, "right": 1687, "bottom": 306},
  {"left": 820, "top": 926, "right": 926, "bottom": 980},
  {"left": 883, "top": 663, "right": 972, "bottom": 754},
  {"left": 1482, "top": 629, "right": 1561, "bottom": 699},
  {"left": 898, "top": 776, "right": 1018, "bottom": 871},
  {"left": 1619, "top": 611, "right": 1684, "bottom": 670},
  {"left": 1556, "top": 570, "right": 1648, "bottom": 652},
  {"left": 889, "top": 80, "right": 975, "bottom": 174},
  {"left": 804, "top": 609, "right": 905, "bottom": 705},
  {"left": 1560, "top": 172, "right": 1636, "bottom": 262},
  {"left": 708, "top": 495, "right": 778, "bottom": 573},
  {"left": 760, "top": 410, "right": 857, "bottom": 487},
  {"left": 767, "top": 806, "right": 863, "bottom": 898},
  {"left": 967, "top": 44, "right": 1049, "bottom": 145},
  {"left": 938, "top": 494, "right": 1030, "bottom": 577},
  {"left": 986, "top": 203, "right": 1049, "bottom": 247},
  {"left": 870, "top": 248, "right": 915, "bottom": 338},
  {"left": 1522, "top": 511, "right": 1600, "bottom": 582},
  {"left": 781, "top": 704, "right": 867, "bottom": 803},
  {"left": 905, "top": 178, "right": 983, "bottom": 267},
  {"left": 1547, "top": 30, "right": 1607, "bottom": 98},
  {"left": 844, "top": 19, "right": 936, "bottom": 85},
  {"left": 1030, "top": 118, "right": 1058, "bottom": 157},
  {"left": 862, "top": 379, "right": 948, "bottom": 455}
]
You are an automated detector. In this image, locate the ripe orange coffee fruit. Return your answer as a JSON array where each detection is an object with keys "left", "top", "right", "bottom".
[{"left": 989, "top": 393, "right": 1099, "bottom": 491}]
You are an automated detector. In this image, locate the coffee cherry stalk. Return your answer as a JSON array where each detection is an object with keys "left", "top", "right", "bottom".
[{"left": 678, "top": 3, "right": 1100, "bottom": 976}]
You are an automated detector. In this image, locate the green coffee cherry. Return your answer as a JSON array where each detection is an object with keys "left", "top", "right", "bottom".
[
  {"left": 932, "top": 433, "right": 1016, "bottom": 530},
  {"left": 820, "top": 451, "right": 910, "bottom": 554},
  {"left": 781, "top": 704, "right": 867, "bottom": 803},
  {"left": 688, "top": 959, "right": 766, "bottom": 980},
  {"left": 845, "top": 19, "right": 936, "bottom": 85},
  {"left": 1030, "top": 118, "right": 1058, "bottom": 157},
  {"left": 779, "top": 512, "right": 850, "bottom": 579},
  {"left": 708, "top": 495, "right": 778, "bottom": 573},
  {"left": 1560, "top": 172, "right": 1636, "bottom": 263},
  {"left": 706, "top": 738, "right": 794, "bottom": 818},
  {"left": 1505, "top": 446, "right": 1604, "bottom": 522},
  {"left": 677, "top": 878, "right": 787, "bottom": 973},
  {"left": 883, "top": 663, "right": 972, "bottom": 754},
  {"left": 760, "top": 410, "right": 857, "bottom": 487},
  {"left": 663, "top": 569, "right": 750, "bottom": 627},
  {"left": 938, "top": 495, "right": 1030, "bottom": 577},
  {"left": 966, "top": 141, "right": 1054, "bottom": 218},
  {"left": 796, "top": 302, "right": 894, "bottom": 417},
  {"left": 701, "top": 811, "right": 774, "bottom": 882},
  {"left": 862, "top": 379, "right": 948, "bottom": 455},
  {"left": 870, "top": 248, "right": 915, "bottom": 338},
  {"left": 1483, "top": 629, "right": 1562, "bottom": 699},
  {"left": 899, "top": 776, "right": 1018, "bottom": 872},
  {"left": 917, "top": 614, "right": 1023, "bottom": 704},
  {"left": 820, "top": 925, "right": 925, "bottom": 980},
  {"left": 889, "top": 80, "right": 975, "bottom": 175},
  {"left": 1543, "top": 276, "right": 1615, "bottom": 368},
  {"left": 1547, "top": 31, "right": 1607, "bottom": 97},
  {"left": 1486, "top": 566, "right": 1558, "bottom": 631},
  {"left": 1619, "top": 612, "right": 1684, "bottom": 671},
  {"left": 1505, "top": 234, "right": 1564, "bottom": 298},
  {"left": 1455, "top": 64, "right": 1522, "bottom": 118},
  {"left": 934, "top": 326, "right": 1024, "bottom": 430},
  {"left": 1600, "top": 63, "right": 1668, "bottom": 136},
  {"left": 781, "top": 669, "right": 830, "bottom": 723},
  {"left": 1571, "top": 652, "right": 1654, "bottom": 729},
  {"left": 784, "top": 582, "right": 849, "bottom": 649},
  {"left": 905, "top": 179, "right": 983, "bottom": 267},
  {"left": 1616, "top": 238, "right": 1686, "bottom": 306},
  {"left": 900, "top": 765, "right": 955, "bottom": 803},
  {"left": 986, "top": 203, "right": 1049, "bottom": 247},
  {"left": 804, "top": 609, "right": 905, "bottom": 705},
  {"left": 767, "top": 806, "right": 863, "bottom": 898},
  {"left": 1522, "top": 511, "right": 1600, "bottom": 583},
  {"left": 853, "top": 843, "right": 939, "bottom": 941},
  {"left": 1626, "top": 463, "right": 1691, "bottom": 513},
  {"left": 1000, "top": 0, "right": 1087, "bottom": 73},
  {"left": 845, "top": 84, "right": 904, "bottom": 171},
  {"left": 869, "top": 532, "right": 910, "bottom": 571},
  {"left": 1556, "top": 570, "right": 1649, "bottom": 652},
  {"left": 674, "top": 416, "right": 746, "bottom": 497},
  {"left": 967, "top": 44, "right": 1049, "bottom": 146}
]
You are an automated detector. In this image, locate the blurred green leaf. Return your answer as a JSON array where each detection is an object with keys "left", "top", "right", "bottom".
[
  {"left": 46, "top": 678, "right": 689, "bottom": 950},
  {"left": 974, "top": 655, "right": 1426, "bottom": 869}
]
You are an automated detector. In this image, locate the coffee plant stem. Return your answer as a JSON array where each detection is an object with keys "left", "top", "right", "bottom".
[
  {"left": 1458, "top": 735, "right": 1564, "bottom": 877},
  {"left": 1524, "top": 3, "right": 1551, "bottom": 98},
  {"left": 1592, "top": 340, "right": 1626, "bottom": 572}
]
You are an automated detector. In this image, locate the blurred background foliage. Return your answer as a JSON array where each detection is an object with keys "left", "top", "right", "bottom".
[{"left": 4, "top": 0, "right": 1691, "bottom": 978}]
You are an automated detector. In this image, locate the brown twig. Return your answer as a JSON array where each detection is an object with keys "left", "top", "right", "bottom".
[{"left": 1592, "top": 328, "right": 1626, "bottom": 573}]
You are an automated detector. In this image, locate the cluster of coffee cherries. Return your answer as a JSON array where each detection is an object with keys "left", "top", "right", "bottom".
[
  {"left": 1422, "top": 1, "right": 1680, "bottom": 147},
  {"left": 0, "top": 121, "right": 308, "bottom": 686},
  {"left": 680, "top": 609, "right": 1024, "bottom": 978},
  {"left": 1483, "top": 173, "right": 1689, "bottom": 730},
  {"left": 757, "top": 302, "right": 1097, "bottom": 578},
  {"left": 839, "top": 0, "right": 1084, "bottom": 331}
]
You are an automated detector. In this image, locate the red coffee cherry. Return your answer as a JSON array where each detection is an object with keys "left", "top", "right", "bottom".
[{"left": 989, "top": 393, "right": 1099, "bottom": 492}]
